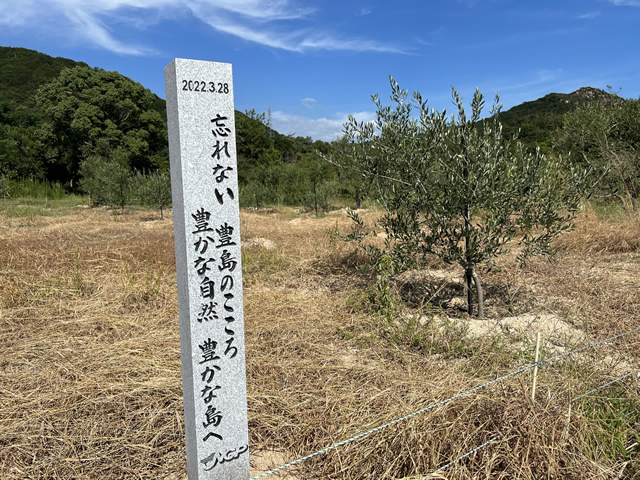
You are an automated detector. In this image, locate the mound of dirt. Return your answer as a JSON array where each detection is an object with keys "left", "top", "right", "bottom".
[
  {"left": 244, "top": 237, "right": 277, "bottom": 250},
  {"left": 466, "top": 313, "right": 586, "bottom": 349}
]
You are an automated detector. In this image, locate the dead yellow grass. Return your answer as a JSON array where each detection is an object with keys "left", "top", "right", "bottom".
[
  {"left": 1, "top": 206, "right": 639, "bottom": 479},
  {"left": 555, "top": 209, "right": 640, "bottom": 254}
]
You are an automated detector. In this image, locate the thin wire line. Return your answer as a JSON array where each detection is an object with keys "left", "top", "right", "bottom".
[
  {"left": 423, "top": 368, "right": 638, "bottom": 478},
  {"left": 432, "top": 435, "right": 500, "bottom": 474},
  {"left": 425, "top": 368, "right": 639, "bottom": 477},
  {"left": 250, "top": 324, "right": 640, "bottom": 480},
  {"left": 571, "top": 371, "right": 636, "bottom": 402}
]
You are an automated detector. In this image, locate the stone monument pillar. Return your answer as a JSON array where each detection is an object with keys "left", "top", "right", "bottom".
[{"left": 165, "top": 58, "right": 249, "bottom": 480}]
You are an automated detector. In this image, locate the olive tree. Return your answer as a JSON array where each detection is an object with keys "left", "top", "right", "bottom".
[
  {"left": 79, "top": 148, "right": 132, "bottom": 211},
  {"left": 330, "top": 135, "right": 374, "bottom": 208},
  {"left": 555, "top": 96, "right": 640, "bottom": 211},
  {"left": 344, "top": 78, "right": 590, "bottom": 317},
  {"left": 135, "top": 170, "right": 172, "bottom": 218},
  {"left": 0, "top": 173, "right": 9, "bottom": 200}
]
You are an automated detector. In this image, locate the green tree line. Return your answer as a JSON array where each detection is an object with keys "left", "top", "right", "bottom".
[
  {"left": 2, "top": 47, "right": 639, "bottom": 222},
  {"left": 0, "top": 47, "right": 348, "bottom": 214}
]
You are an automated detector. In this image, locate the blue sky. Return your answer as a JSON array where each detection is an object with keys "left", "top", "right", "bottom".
[{"left": 1, "top": 0, "right": 639, "bottom": 141}]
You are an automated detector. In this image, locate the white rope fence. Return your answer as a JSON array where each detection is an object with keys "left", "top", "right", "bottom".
[{"left": 250, "top": 324, "right": 640, "bottom": 480}]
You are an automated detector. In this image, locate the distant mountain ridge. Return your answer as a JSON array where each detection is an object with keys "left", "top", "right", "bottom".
[
  {"left": 0, "top": 45, "right": 297, "bottom": 144},
  {"left": 0, "top": 47, "right": 88, "bottom": 108},
  {"left": 496, "top": 87, "right": 617, "bottom": 150},
  {"left": 0, "top": 47, "right": 93, "bottom": 128},
  {"left": 1, "top": 45, "right": 619, "bottom": 150}
]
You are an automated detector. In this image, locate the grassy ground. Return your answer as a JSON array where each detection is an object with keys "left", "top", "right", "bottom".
[
  {"left": 1, "top": 202, "right": 639, "bottom": 479},
  {"left": 0, "top": 194, "right": 87, "bottom": 217}
]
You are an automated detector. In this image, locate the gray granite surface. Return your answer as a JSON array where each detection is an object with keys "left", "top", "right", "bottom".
[{"left": 165, "top": 58, "right": 249, "bottom": 480}]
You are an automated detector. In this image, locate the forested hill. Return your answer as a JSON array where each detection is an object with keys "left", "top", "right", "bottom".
[
  {"left": 496, "top": 87, "right": 616, "bottom": 151},
  {"left": 0, "top": 46, "right": 325, "bottom": 192},
  {"left": 0, "top": 47, "right": 88, "bottom": 125},
  {"left": 1, "top": 46, "right": 629, "bottom": 210}
]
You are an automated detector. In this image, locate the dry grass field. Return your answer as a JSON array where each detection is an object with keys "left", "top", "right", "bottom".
[{"left": 1, "top": 203, "right": 640, "bottom": 479}]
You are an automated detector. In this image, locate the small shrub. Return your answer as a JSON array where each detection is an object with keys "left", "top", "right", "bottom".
[
  {"left": 0, "top": 174, "right": 10, "bottom": 199},
  {"left": 135, "top": 170, "right": 172, "bottom": 218},
  {"left": 7, "top": 178, "right": 66, "bottom": 199},
  {"left": 80, "top": 148, "right": 132, "bottom": 210}
]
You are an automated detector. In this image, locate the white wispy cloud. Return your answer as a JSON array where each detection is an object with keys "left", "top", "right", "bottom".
[
  {"left": 609, "top": 0, "right": 640, "bottom": 6},
  {"left": 196, "top": 0, "right": 314, "bottom": 20},
  {"left": 0, "top": 0, "right": 40, "bottom": 27},
  {"left": 492, "top": 68, "right": 566, "bottom": 94},
  {"left": 0, "top": 0, "right": 403, "bottom": 55},
  {"left": 0, "top": 0, "right": 176, "bottom": 54},
  {"left": 64, "top": 8, "right": 155, "bottom": 55},
  {"left": 358, "top": 8, "right": 372, "bottom": 16},
  {"left": 415, "top": 36, "right": 434, "bottom": 47},
  {"left": 578, "top": 11, "right": 600, "bottom": 19},
  {"left": 298, "top": 36, "right": 404, "bottom": 53},
  {"left": 301, "top": 97, "right": 317, "bottom": 109},
  {"left": 271, "top": 110, "right": 375, "bottom": 141}
]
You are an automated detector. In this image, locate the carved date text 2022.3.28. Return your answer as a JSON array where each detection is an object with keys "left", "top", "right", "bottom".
[{"left": 182, "top": 79, "right": 230, "bottom": 94}]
